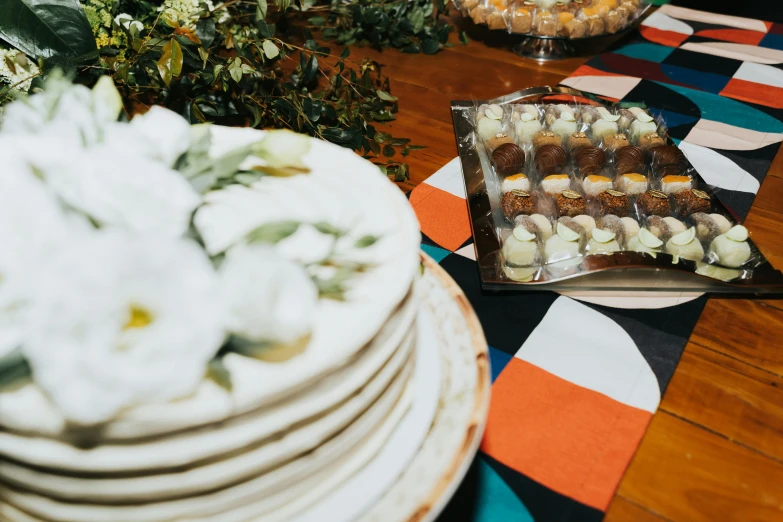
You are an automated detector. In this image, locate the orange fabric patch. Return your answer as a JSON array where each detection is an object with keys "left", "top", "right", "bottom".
[
  {"left": 695, "top": 28, "right": 765, "bottom": 45},
  {"left": 409, "top": 184, "right": 471, "bottom": 252},
  {"left": 720, "top": 78, "right": 783, "bottom": 109},
  {"left": 480, "top": 358, "right": 652, "bottom": 511},
  {"left": 568, "top": 65, "right": 627, "bottom": 79},
  {"left": 640, "top": 26, "right": 689, "bottom": 48}
]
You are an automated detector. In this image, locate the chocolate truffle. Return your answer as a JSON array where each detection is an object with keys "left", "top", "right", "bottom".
[
  {"left": 638, "top": 133, "right": 665, "bottom": 150},
  {"left": 502, "top": 189, "right": 537, "bottom": 220},
  {"left": 533, "top": 130, "right": 562, "bottom": 150},
  {"left": 650, "top": 145, "right": 686, "bottom": 168},
  {"left": 492, "top": 143, "right": 526, "bottom": 175},
  {"left": 615, "top": 145, "right": 645, "bottom": 175},
  {"left": 603, "top": 133, "right": 629, "bottom": 152},
  {"left": 637, "top": 189, "right": 670, "bottom": 216},
  {"left": 556, "top": 189, "right": 586, "bottom": 217},
  {"left": 567, "top": 132, "right": 592, "bottom": 152},
  {"left": 597, "top": 189, "right": 630, "bottom": 216},
  {"left": 575, "top": 146, "right": 606, "bottom": 175},
  {"left": 535, "top": 144, "right": 567, "bottom": 175},
  {"left": 674, "top": 188, "right": 711, "bottom": 216}
]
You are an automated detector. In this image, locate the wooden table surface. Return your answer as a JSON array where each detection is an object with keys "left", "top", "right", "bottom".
[{"left": 346, "top": 14, "right": 783, "bottom": 522}]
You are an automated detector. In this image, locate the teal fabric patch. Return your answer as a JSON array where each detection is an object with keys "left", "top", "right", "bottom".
[
  {"left": 615, "top": 43, "right": 675, "bottom": 63},
  {"left": 488, "top": 346, "right": 512, "bottom": 383},
  {"left": 474, "top": 459, "right": 535, "bottom": 522},
  {"left": 649, "top": 0, "right": 670, "bottom": 5},
  {"left": 656, "top": 82, "right": 783, "bottom": 133},
  {"left": 421, "top": 243, "right": 450, "bottom": 263}
]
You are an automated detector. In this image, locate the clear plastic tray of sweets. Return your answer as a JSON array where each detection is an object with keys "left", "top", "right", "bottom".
[{"left": 451, "top": 86, "right": 783, "bottom": 293}]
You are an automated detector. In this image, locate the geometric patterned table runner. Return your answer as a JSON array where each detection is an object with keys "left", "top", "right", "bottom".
[{"left": 423, "top": 6, "right": 783, "bottom": 520}]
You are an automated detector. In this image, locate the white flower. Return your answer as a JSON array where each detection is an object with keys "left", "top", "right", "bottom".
[
  {"left": 219, "top": 245, "right": 318, "bottom": 345},
  {"left": 0, "top": 73, "right": 117, "bottom": 144},
  {"left": 22, "top": 230, "right": 225, "bottom": 425},
  {"left": 253, "top": 129, "right": 312, "bottom": 169},
  {"left": 160, "top": 0, "right": 205, "bottom": 29},
  {"left": 0, "top": 149, "right": 83, "bottom": 358},
  {"left": 40, "top": 143, "right": 201, "bottom": 237},
  {"left": 129, "top": 106, "right": 192, "bottom": 167}
]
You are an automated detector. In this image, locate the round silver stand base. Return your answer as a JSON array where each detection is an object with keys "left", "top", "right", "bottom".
[{"left": 513, "top": 37, "right": 575, "bottom": 61}]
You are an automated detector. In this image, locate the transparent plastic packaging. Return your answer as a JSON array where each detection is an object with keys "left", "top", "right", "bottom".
[{"left": 467, "top": 97, "right": 768, "bottom": 284}]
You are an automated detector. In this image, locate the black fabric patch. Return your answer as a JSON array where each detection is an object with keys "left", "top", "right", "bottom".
[
  {"left": 663, "top": 46, "right": 742, "bottom": 78},
  {"left": 583, "top": 296, "right": 708, "bottom": 393},
  {"left": 439, "top": 254, "right": 559, "bottom": 356}
]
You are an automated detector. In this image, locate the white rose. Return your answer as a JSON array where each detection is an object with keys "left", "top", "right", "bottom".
[
  {"left": 253, "top": 129, "right": 311, "bottom": 169},
  {"left": 1, "top": 75, "right": 117, "bottom": 145},
  {"left": 40, "top": 142, "right": 201, "bottom": 237},
  {"left": 220, "top": 245, "right": 318, "bottom": 344},
  {"left": 0, "top": 149, "right": 83, "bottom": 357},
  {"left": 22, "top": 230, "right": 225, "bottom": 425},
  {"left": 129, "top": 106, "right": 192, "bottom": 167}
]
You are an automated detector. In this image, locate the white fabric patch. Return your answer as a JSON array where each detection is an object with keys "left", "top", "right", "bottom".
[{"left": 516, "top": 297, "right": 661, "bottom": 413}]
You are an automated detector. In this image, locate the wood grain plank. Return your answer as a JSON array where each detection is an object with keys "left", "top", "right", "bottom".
[
  {"left": 617, "top": 412, "right": 783, "bottom": 522},
  {"left": 605, "top": 496, "right": 672, "bottom": 522},
  {"left": 661, "top": 342, "right": 783, "bottom": 462},
  {"left": 690, "top": 299, "right": 783, "bottom": 376}
]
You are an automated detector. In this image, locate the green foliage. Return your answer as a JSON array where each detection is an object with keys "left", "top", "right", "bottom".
[
  {"left": 0, "top": 0, "right": 455, "bottom": 180},
  {"left": 0, "top": 0, "right": 96, "bottom": 59},
  {"left": 310, "top": 0, "right": 452, "bottom": 54}
]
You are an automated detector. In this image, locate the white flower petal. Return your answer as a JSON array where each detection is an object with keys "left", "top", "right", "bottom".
[
  {"left": 129, "top": 106, "right": 192, "bottom": 166},
  {"left": 220, "top": 245, "right": 318, "bottom": 344},
  {"left": 22, "top": 230, "right": 225, "bottom": 425}
]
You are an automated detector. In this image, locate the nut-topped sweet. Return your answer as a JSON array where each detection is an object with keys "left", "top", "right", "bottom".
[
  {"left": 637, "top": 189, "right": 670, "bottom": 216},
  {"left": 556, "top": 189, "right": 586, "bottom": 217},
  {"left": 603, "top": 133, "right": 629, "bottom": 152},
  {"left": 674, "top": 188, "right": 711, "bottom": 215},
  {"left": 502, "top": 189, "right": 537, "bottom": 220},
  {"left": 567, "top": 132, "right": 592, "bottom": 152},
  {"left": 533, "top": 130, "right": 562, "bottom": 150},
  {"left": 639, "top": 133, "right": 665, "bottom": 150},
  {"left": 597, "top": 189, "right": 630, "bottom": 216}
]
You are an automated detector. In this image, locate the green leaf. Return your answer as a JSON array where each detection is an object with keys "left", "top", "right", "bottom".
[
  {"left": 197, "top": 47, "right": 209, "bottom": 69},
  {"left": 309, "top": 16, "right": 325, "bottom": 26},
  {"left": 355, "top": 235, "right": 379, "bottom": 248},
  {"left": 373, "top": 132, "right": 392, "bottom": 144},
  {"left": 157, "top": 39, "right": 183, "bottom": 86},
  {"left": 262, "top": 40, "right": 279, "bottom": 59},
  {"left": 421, "top": 39, "right": 440, "bottom": 55},
  {"left": 256, "top": 0, "right": 268, "bottom": 21},
  {"left": 301, "top": 54, "right": 318, "bottom": 85},
  {"left": 459, "top": 30, "right": 469, "bottom": 45},
  {"left": 0, "top": 348, "right": 31, "bottom": 390},
  {"left": 0, "top": 0, "right": 96, "bottom": 59},
  {"left": 206, "top": 357, "right": 232, "bottom": 392},
  {"left": 383, "top": 144, "right": 395, "bottom": 157},
  {"left": 229, "top": 57, "right": 243, "bottom": 83},
  {"left": 376, "top": 90, "right": 398, "bottom": 102},
  {"left": 246, "top": 221, "right": 300, "bottom": 243},
  {"left": 314, "top": 222, "right": 344, "bottom": 237}
]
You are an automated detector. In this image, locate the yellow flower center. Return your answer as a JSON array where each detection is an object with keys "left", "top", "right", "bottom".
[{"left": 124, "top": 305, "right": 153, "bottom": 330}]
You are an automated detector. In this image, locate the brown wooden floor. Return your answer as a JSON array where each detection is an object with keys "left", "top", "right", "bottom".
[{"left": 344, "top": 13, "right": 783, "bottom": 522}]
